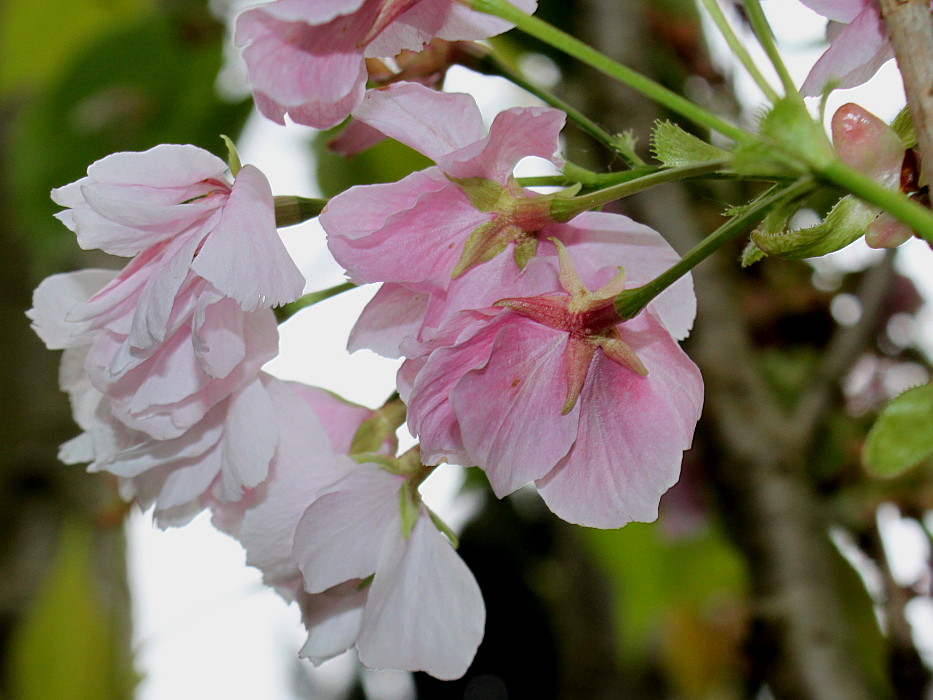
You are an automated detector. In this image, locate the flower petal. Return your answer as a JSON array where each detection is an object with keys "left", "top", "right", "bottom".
[
  {"left": 357, "top": 512, "right": 484, "bottom": 680},
  {"left": 191, "top": 165, "right": 305, "bottom": 311}
]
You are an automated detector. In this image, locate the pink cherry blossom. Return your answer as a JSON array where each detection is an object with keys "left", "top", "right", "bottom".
[
  {"left": 29, "top": 269, "right": 279, "bottom": 439},
  {"left": 52, "top": 144, "right": 305, "bottom": 328},
  {"left": 293, "top": 465, "right": 485, "bottom": 679},
  {"left": 215, "top": 383, "right": 388, "bottom": 586},
  {"left": 349, "top": 211, "right": 696, "bottom": 365},
  {"left": 402, "top": 242, "right": 703, "bottom": 529},
  {"left": 321, "top": 82, "right": 566, "bottom": 291},
  {"left": 235, "top": 0, "right": 536, "bottom": 129},
  {"left": 212, "top": 381, "right": 484, "bottom": 679},
  {"left": 58, "top": 359, "right": 285, "bottom": 526},
  {"left": 37, "top": 145, "right": 303, "bottom": 437}
]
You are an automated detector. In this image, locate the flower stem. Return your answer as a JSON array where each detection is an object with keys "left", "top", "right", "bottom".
[
  {"left": 614, "top": 178, "right": 815, "bottom": 319},
  {"left": 742, "top": 0, "right": 799, "bottom": 97},
  {"left": 550, "top": 159, "right": 730, "bottom": 221},
  {"left": 818, "top": 159, "right": 933, "bottom": 244},
  {"left": 466, "top": 47, "right": 644, "bottom": 166},
  {"left": 275, "top": 282, "right": 355, "bottom": 323},
  {"left": 462, "top": 0, "right": 753, "bottom": 145},
  {"left": 697, "top": 0, "right": 779, "bottom": 102}
]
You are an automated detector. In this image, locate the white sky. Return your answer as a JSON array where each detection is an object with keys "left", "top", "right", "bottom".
[{"left": 127, "top": 3, "right": 933, "bottom": 698}]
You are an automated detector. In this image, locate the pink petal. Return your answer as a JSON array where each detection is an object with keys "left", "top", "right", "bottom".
[
  {"left": 130, "top": 234, "right": 208, "bottom": 349},
  {"left": 801, "top": 6, "right": 893, "bottom": 95},
  {"left": 236, "top": 7, "right": 370, "bottom": 127},
  {"left": 255, "top": 0, "right": 368, "bottom": 25},
  {"left": 216, "top": 378, "right": 279, "bottom": 500},
  {"left": 439, "top": 106, "right": 565, "bottom": 182},
  {"left": 290, "top": 383, "right": 383, "bottom": 454},
  {"left": 798, "top": 0, "right": 872, "bottom": 22},
  {"left": 537, "top": 312, "right": 703, "bottom": 528},
  {"left": 433, "top": 0, "right": 537, "bottom": 39},
  {"left": 351, "top": 82, "right": 485, "bottom": 161},
  {"left": 293, "top": 467, "right": 405, "bottom": 593},
  {"left": 237, "top": 381, "right": 359, "bottom": 584},
  {"left": 328, "top": 119, "right": 388, "bottom": 157},
  {"left": 540, "top": 213, "right": 696, "bottom": 340},
  {"left": 404, "top": 315, "right": 505, "bottom": 466},
  {"left": 450, "top": 317, "right": 579, "bottom": 494},
  {"left": 192, "top": 296, "right": 247, "bottom": 379},
  {"left": 324, "top": 170, "right": 487, "bottom": 290},
  {"left": 348, "top": 283, "right": 430, "bottom": 358},
  {"left": 191, "top": 165, "right": 305, "bottom": 311},
  {"left": 357, "top": 512, "right": 485, "bottom": 680}
]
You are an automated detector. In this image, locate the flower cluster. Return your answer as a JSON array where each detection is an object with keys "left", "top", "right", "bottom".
[{"left": 29, "top": 0, "right": 711, "bottom": 683}]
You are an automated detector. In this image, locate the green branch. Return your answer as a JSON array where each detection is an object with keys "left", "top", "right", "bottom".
[
  {"left": 462, "top": 0, "right": 754, "bottom": 145},
  {"left": 275, "top": 282, "right": 356, "bottom": 323},
  {"left": 614, "top": 178, "right": 815, "bottom": 319},
  {"left": 466, "top": 48, "right": 644, "bottom": 166},
  {"left": 698, "top": 0, "right": 780, "bottom": 102},
  {"left": 550, "top": 160, "right": 730, "bottom": 220}
]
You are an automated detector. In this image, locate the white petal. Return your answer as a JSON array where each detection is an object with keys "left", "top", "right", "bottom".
[{"left": 357, "top": 513, "right": 485, "bottom": 680}]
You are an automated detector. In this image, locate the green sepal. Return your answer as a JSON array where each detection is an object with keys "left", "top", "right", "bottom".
[
  {"left": 733, "top": 98, "right": 833, "bottom": 177},
  {"left": 740, "top": 240, "right": 767, "bottom": 267},
  {"left": 453, "top": 219, "right": 514, "bottom": 278},
  {"left": 650, "top": 120, "right": 729, "bottom": 167},
  {"left": 427, "top": 507, "right": 459, "bottom": 548},
  {"left": 864, "top": 383, "right": 933, "bottom": 477},
  {"left": 891, "top": 106, "right": 917, "bottom": 149},
  {"left": 749, "top": 195, "right": 876, "bottom": 261},
  {"left": 357, "top": 574, "right": 375, "bottom": 591},
  {"left": 399, "top": 484, "right": 421, "bottom": 540},
  {"left": 350, "top": 401, "right": 406, "bottom": 456},
  {"left": 614, "top": 130, "right": 640, "bottom": 162},
  {"left": 351, "top": 452, "right": 397, "bottom": 470},
  {"left": 220, "top": 134, "right": 241, "bottom": 177},
  {"left": 513, "top": 234, "right": 539, "bottom": 269},
  {"left": 448, "top": 176, "right": 513, "bottom": 212}
]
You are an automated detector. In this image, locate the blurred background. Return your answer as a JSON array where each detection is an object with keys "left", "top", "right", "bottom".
[{"left": 0, "top": 0, "right": 931, "bottom": 698}]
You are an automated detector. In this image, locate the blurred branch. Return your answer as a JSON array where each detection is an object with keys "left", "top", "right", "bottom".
[
  {"left": 865, "top": 522, "right": 932, "bottom": 699},
  {"left": 555, "top": 0, "right": 890, "bottom": 695},
  {"left": 790, "top": 250, "right": 896, "bottom": 449}
]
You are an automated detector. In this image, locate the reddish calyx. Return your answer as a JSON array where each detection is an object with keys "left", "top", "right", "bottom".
[{"left": 495, "top": 240, "right": 648, "bottom": 414}]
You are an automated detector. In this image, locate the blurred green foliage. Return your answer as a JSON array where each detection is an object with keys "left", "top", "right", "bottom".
[
  {"left": 6, "top": 1, "right": 251, "bottom": 279},
  {"left": 7, "top": 522, "right": 136, "bottom": 700}
]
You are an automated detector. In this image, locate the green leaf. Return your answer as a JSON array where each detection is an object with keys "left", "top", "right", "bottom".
[
  {"left": 651, "top": 120, "right": 729, "bottom": 167},
  {"left": 864, "top": 383, "right": 933, "bottom": 477},
  {"left": 9, "top": 521, "right": 135, "bottom": 700},
  {"left": 0, "top": 0, "right": 146, "bottom": 95},
  {"left": 9, "top": 9, "right": 251, "bottom": 278},
  {"left": 584, "top": 522, "right": 747, "bottom": 661},
  {"left": 750, "top": 195, "right": 876, "bottom": 261}
]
